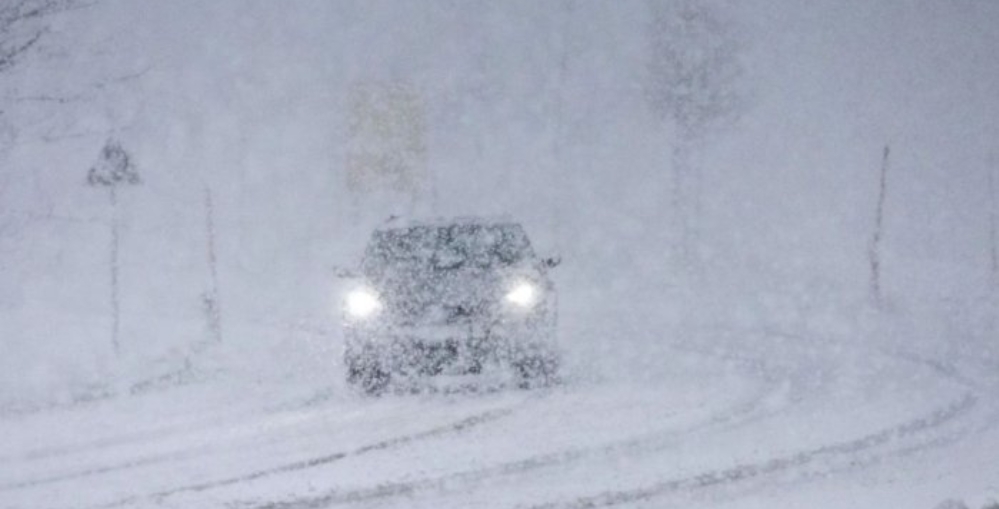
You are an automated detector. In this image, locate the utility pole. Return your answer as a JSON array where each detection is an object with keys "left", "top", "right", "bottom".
[
  {"left": 869, "top": 144, "right": 890, "bottom": 307},
  {"left": 203, "top": 185, "right": 223, "bottom": 343}
]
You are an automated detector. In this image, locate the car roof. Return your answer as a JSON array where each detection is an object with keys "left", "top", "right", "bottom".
[{"left": 375, "top": 215, "right": 520, "bottom": 232}]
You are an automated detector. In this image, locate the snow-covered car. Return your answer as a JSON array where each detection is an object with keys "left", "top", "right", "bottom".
[{"left": 340, "top": 217, "right": 560, "bottom": 394}]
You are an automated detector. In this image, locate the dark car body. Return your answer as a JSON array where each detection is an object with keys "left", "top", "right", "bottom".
[{"left": 341, "top": 218, "right": 559, "bottom": 393}]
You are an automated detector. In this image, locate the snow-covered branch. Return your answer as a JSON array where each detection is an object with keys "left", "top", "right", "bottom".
[{"left": 0, "top": 0, "right": 78, "bottom": 74}]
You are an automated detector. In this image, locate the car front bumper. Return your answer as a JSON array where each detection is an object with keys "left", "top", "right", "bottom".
[{"left": 344, "top": 318, "right": 555, "bottom": 376}]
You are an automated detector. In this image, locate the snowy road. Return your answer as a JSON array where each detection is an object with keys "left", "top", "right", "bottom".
[{"left": 2, "top": 332, "right": 997, "bottom": 509}]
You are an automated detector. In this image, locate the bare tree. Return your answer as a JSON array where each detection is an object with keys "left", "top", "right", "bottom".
[
  {"left": 0, "top": 0, "right": 78, "bottom": 75},
  {"left": 1, "top": 0, "right": 82, "bottom": 218},
  {"left": 645, "top": 0, "right": 744, "bottom": 267},
  {"left": 86, "top": 139, "right": 139, "bottom": 354},
  {"left": 869, "top": 144, "right": 891, "bottom": 307}
]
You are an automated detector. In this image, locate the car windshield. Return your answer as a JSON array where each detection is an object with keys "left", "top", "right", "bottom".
[{"left": 361, "top": 223, "right": 533, "bottom": 276}]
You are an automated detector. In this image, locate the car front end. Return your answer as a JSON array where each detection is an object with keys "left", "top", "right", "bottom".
[{"left": 343, "top": 271, "right": 557, "bottom": 393}]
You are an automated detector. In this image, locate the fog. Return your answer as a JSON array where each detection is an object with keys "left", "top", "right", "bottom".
[{"left": 1, "top": 1, "right": 997, "bottom": 507}]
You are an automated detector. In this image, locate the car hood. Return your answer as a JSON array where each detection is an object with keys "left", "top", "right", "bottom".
[{"left": 367, "top": 265, "right": 531, "bottom": 325}]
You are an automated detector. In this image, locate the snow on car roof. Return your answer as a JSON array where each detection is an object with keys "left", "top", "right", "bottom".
[{"left": 376, "top": 215, "right": 519, "bottom": 231}]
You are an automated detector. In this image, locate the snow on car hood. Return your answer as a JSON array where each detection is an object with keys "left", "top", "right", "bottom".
[{"left": 367, "top": 264, "right": 535, "bottom": 325}]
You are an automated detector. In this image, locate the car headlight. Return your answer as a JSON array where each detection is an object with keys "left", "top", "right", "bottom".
[
  {"left": 505, "top": 281, "right": 540, "bottom": 308},
  {"left": 345, "top": 288, "right": 381, "bottom": 319}
]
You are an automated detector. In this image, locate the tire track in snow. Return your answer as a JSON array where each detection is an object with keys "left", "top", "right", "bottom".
[
  {"left": 2, "top": 395, "right": 381, "bottom": 491},
  {"left": 239, "top": 393, "right": 975, "bottom": 509},
  {"left": 1, "top": 377, "right": 349, "bottom": 468},
  {"left": 0, "top": 410, "right": 240, "bottom": 466},
  {"left": 531, "top": 392, "right": 977, "bottom": 509},
  {"left": 10, "top": 336, "right": 788, "bottom": 506},
  {"left": 1, "top": 398, "right": 351, "bottom": 490},
  {"left": 238, "top": 361, "right": 797, "bottom": 509},
  {"left": 89, "top": 403, "right": 521, "bottom": 509},
  {"left": 0, "top": 449, "right": 199, "bottom": 492},
  {"left": 523, "top": 342, "right": 988, "bottom": 509},
  {"left": 0, "top": 394, "right": 298, "bottom": 466},
  {"left": 243, "top": 340, "right": 982, "bottom": 509}
]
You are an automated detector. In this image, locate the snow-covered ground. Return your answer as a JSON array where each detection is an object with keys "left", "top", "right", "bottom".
[
  {"left": 2, "top": 329, "right": 997, "bottom": 508},
  {"left": 2, "top": 0, "right": 998, "bottom": 507}
]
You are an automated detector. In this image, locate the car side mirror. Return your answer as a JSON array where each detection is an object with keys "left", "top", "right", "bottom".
[{"left": 542, "top": 255, "right": 561, "bottom": 269}]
